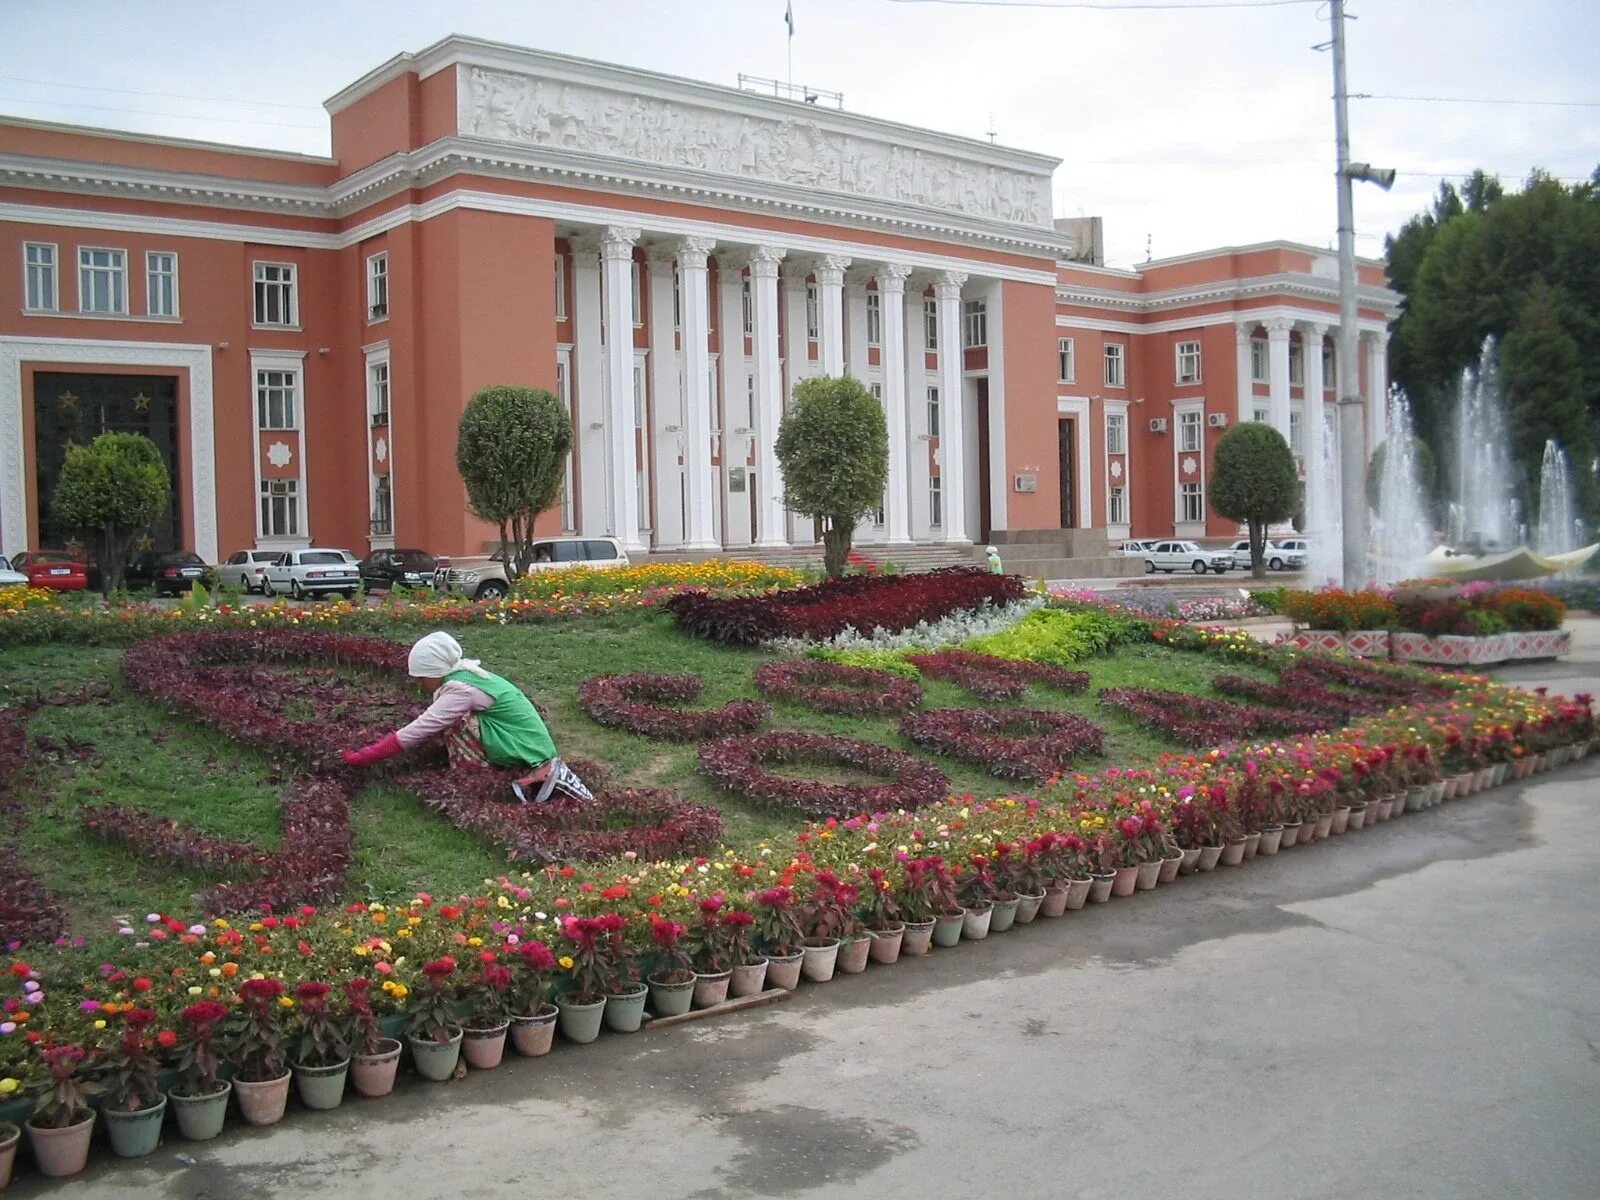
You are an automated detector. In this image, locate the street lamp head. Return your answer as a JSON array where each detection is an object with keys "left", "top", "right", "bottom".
[{"left": 1345, "top": 162, "right": 1397, "bottom": 191}]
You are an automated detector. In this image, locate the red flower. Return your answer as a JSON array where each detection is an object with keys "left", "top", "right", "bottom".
[
  {"left": 123, "top": 1008, "right": 159, "bottom": 1029},
  {"left": 8, "top": 962, "right": 31, "bottom": 977},
  {"left": 422, "top": 957, "right": 457, "bottom": 980},
  {"left": 294, "top": 981, "right": 332, "bottom": 1002},
  {"left": 699, "top": 895, "right": 724, "bottom": 915},
  {"left": 478, "top": 950, "right": 497, "bottom": 964},
  {"left": 181, "top": 1000, "right": 229, "bottom": 1026},
  {"left": 239, "top": 977, "right": 284, "bottom": 1004},
  {"left": 131, "top": 976, "right": 152, "bottom": 992},
  {"left": 156, "top": 1029, "right": 179, "bottom": 1048},
  {"left": 439, "top": 905, "right": 463, "bottom": 920},
  {"left": 600, "top": 884, "right": 629, "bottom": 901}
]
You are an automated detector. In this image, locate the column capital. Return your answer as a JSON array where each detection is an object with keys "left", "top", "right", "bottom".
[
  {"left": 676, "top": 235, "right": 717, "bottom": 263},
  {"left": 1301, "top": 320, "right": 1329, "bottom": 339},
  {"left": 1235, "top": 321, "right": 1258, "bottom": 344},
  {"left": 934, "top": 269, "right": 967, "bottom": 299},
  {"left": 1362, "top": 326, "right": 1391, "bottom": 347},
  {"left": 1264, "top": 316, "right": 1295, "bottom": 338},
  {"left": 875, "top": 263, "right": 913, "bottom": 294},
  {"left": 814, "top": 253, "right": 852, "bottom": 285},
  {"left": 747, "top": 245, "right": 785, "bottom": 280},
  {"left": 599, "top": 225, "right": 641, "bottom": 261}
]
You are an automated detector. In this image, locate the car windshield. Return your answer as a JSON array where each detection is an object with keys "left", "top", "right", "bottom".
[
  {"left": 251, "top": 552, "right": 277, "bottom": 562},
  {"left": 159, "top": 552, "right": 203, "bottom": 565},
  {"left": 302, "top": 551, "right": 348, "bottom": 565},
  {"left": 395, "top": 551, "right": 436, "bottom": 568},
  {"left": 35, "top": 552, "right": 76, "bottom": 563}
]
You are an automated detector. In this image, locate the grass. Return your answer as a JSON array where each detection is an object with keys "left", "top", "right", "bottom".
[{"left": 0, "top": 610, "right": 1283, "bottom": 938}]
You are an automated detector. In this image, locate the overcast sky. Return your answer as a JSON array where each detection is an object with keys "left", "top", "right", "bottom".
[{"left": 2, "top": 0, "right": 1595, "bottom": 267}]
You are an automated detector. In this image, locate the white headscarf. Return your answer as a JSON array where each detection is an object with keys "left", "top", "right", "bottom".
[{"left": 407, "top": 631, "right": 490, "bottom": 679}]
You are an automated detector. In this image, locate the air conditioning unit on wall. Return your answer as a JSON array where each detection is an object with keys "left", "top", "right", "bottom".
[
  {"left": 1148, "top": 418, "right": 1168, "bottom": 434},
  {"left": 1207, "top": 413, "right": 1229, "bottom": 428}
]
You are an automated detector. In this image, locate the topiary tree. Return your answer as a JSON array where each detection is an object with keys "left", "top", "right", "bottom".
[
  {"left": 1209, "top": 421, "right": 1299, "bottom": 579},
  {"left": 1366, "top": 435, "right": 1439, "bottom": 517},
  {"left": 51, "top": 432, "right": 171, "bottom": 595},
  {"left": 455, "top": 384, "right": 573, "bottom": 579},
  {"left": 775, "top": 375, "right": 888, "bottom": 578}
]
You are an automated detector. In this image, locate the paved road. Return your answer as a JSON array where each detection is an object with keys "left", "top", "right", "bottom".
[{"left": 16, "top": 623, "right": 1599, "bottom": 1200}]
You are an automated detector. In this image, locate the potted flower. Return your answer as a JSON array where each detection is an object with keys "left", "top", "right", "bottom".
[
  {"left": 99, "top": 1008, "right": 167, "bottom": 1158},
  {"left": 168, "top": 999, "right": 231, "bottom": 1140},
  {"left": 996, "top": 841, "right": 1050, "bottom": 925},
  {"left": 228, "top": 977, "right": 291, "bottom": 1126},
  {"left": 717, "top": 910, "right": 767, "bottom": 999},
  {"left": 406, "top": 957, "right": 465, "bottom": 1080},
  {"left": 957, "top": 855, "right": 997, "bottom": 939},
  {"left": 506, "top": 940, "right": 559, "bottom": 1057},
  {"left": 861, "top": 867, "right": 906, "bottom": 963},
  {"left": 460, "top": 957, "right": 515, "bottom": 1070},
  {"left": 893, "top": 856, "right": 943, "bottom": 952},
  {"left": 982, "top": 844, "right": 1023, "bottom": 932},
  {"left": 751, "top": 886, "right": 806, "bottom": 990},
  {"left": 646, "top": 915, "right": 697, "bottom": 1017},
  {"left": 289, "top": 981, "right": 350, "bottom": 1109},
  {"left": 0, "top": 1119, "right": 16, "bottom": 1191},
  {"left": 597, "top": 915, "right": 648, "bottom": 1035},
  {"left": 797, "top": 871, "right": 864, "bottom": 979},
  {"left": 685, "top": 895, "right": 740, "bottom": 1006},
  {"left": 343, "top": 978, "right": 402, "bottom": 1097},
  {"left": 556, "top": 914, "right": 627, "bottom": 1043},
  {"left": 24, "top": 1045, "right": 99, "bottom": 1177}
]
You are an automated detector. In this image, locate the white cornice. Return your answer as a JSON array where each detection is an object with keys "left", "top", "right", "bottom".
[
  {"left": 1056, "top": 271, "right": 1401, "bottom": 315},
  {"left": 0, "top": 152, "right": 331, "bottom": 214},
  {"left": 1054, "top": 304, "right": 1391, "bottom": 337}
]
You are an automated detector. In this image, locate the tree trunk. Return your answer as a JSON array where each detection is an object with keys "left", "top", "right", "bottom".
[
  {"left": 102, "top": 523, "right": 120, "bottom": 596},
  {"left": 821, "top": 519, "right": 853, "bottom": 579},
  {"left": 1249, "top": 519, "right": 1267, "bottom": 580}
]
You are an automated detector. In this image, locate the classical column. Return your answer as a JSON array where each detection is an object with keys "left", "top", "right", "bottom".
[
  {"left": 1366, "top": 329, "right": 1390, "bottom": 447},
  {"left": 1265, "top": 317, "right": 1293, "bottom": 442},
  {"left": 570, "top": 233, "right": 607, "bottom": 537},
  {"left": 600, "top": 225, "right": 644, "bottom": 551},
  {"left": 845, "top": 276, "right": 869, "bottom": 382},
  {"left": 1234, "top": 322, "right": 1255, "bottom": 425},
  {"left": 905, "top": 282, "right": 932, "bottom": 539},
  {"left": 877, "top": 264, "right": 913, "bottom": 544},
  {"left": 645, "top": 244, "right": 682, "bottom": 549},
  {"left": 934, "top": 270, "right": 969, "bottom": 544},
  {"left": 676, "top": 236, "right": 719, "bottom": 551},
  {"left": 715, "top": 252, "right": 748, "bottom": 546},
  {"left": 815, "top": 253, "right": 850, "bottom": 375},
  {"left": 1301, "top": 321, "right": 1328, "bottom": 535},
  {"left": 782, "top": 266, "right": 809, "bottom": 401},
  {"left": 749, "top": 245, "right": 788, "bottom": 548}
]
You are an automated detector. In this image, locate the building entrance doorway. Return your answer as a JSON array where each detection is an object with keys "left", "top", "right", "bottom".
[{"left": 1058, "top": 417, "right": 1077, "bottom": 528}]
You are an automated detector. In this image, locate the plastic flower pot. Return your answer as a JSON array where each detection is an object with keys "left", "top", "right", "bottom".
[
  {"left": 0, "top": 1121, "right": 16, "bottom": 1189},
  {"left": 1065, "top": 877, "right": 1093, "bottom": 909},
  {"left": 169, "top": 1082, "right": 231, "bottom": 1141},
  {"left": 289, "top": 1060, "right": 349, "bottom": 1111},
  {"left": 407, "top": 1028, "right": 464, "bottom": 1080},
  {"left": 1111, "top": 866, "right": 1139, "bottom": 897},
  {"left": 730, "top": 959, "right": 770, "bottom": 997},
  {"left": 1158, "top": 853, "right": 1184, "bottom": 884},
  {"left": 901, "top": 918, "right": 937, "bottom": 954},
  {"left": 104, "top": 1096, "right": 168, "bottom": 1160},
  {"left": 1039, "top": 886, "right": 1070, "bottom": 918},
  {"left": 352, "top": 1039, "right": 403, "bottom": 1095},
  {"left": 648, "top": 974, "right": 696, "bottom": 1018},
  {"left": 1135, "top": 861, "right": 1162, "bottom": 891},
  {"left": 763, "top": 951, "right": 803, "bottom": 991},
  {"left": 1014, "top": 892, "right": 1045, "bottom": 925},
  {"left": 960, "top": 903, "right": 992, "bottom": 941},
  {"left": 1220, "top": 839, "right": 1247, "bottom": 867},
  {"left": 800, "top": 937, "right": 841, "bottom": 982},
  {"left": 836, "top": 935, "right": 871, "bottom": 974},
  {"left": 1179, "top": 848, "right": 1202, "bottom": 875},
  {"left": 556, "top": 996, "right": 606, "bottom": 1044},
  {"left": 462, "top": 1020, "right": 510, "bottom": 1070},
  {"left": 1407, "top": 785, "right": 1428, "bottom": 812},
  {"left": 510, "top": 1005, "right": 559, "bottom": 1056},
  {"left": 24, "top": 1113, "right": 96, "bottom": 1178},
  {"left": 988, "top": 896, "right": 1020, "bottom": 933},
  {"left": 1198, "top": 845, "right": 1225, "bottom": 871},
  {"left": 932, "top": 911, "right": 965, "bottom": 947},
  {"left": 1257, "top": 826, "right": 1284, "bottom": 856},
  {"left": 604, "top": 985, "right": 649, "bottom": 1033},
  {"left": 234, "top": 1070, "right": 291, "bottom": 1126},
  {"left": 1088, "top": 874, "right": 1115, "bottom": 903},
  {"left": 693, "top": 970, "right": 732, "bottom": 1008},
  {"left": 1431, "top": 780, "right": 1450, "bottom": 804},
  {"left": 868, "top": 925, "right": 905, "bottom": 964}
]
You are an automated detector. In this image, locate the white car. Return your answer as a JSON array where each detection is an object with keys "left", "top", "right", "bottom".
[
  {"left": 262, "top": 549, "right": 361, "bottom": 600},
  {"left": 0, "top": 555, "right": 27, "bottom": 587},
  {"left": 220, "top": 549, "right": 282, "bottom": 593},
  {"left": 1229, "top": 539, "right": 1307, "bottom": 572},
  {"left": 433, "top": 537, "right": 629, "bottom": 600},
  {"left": 1117, "top": 539, "right": 1161, "bottom": 557},
  {"left": 1144, "top": 540, "right": 1235, "bottom": 574}
]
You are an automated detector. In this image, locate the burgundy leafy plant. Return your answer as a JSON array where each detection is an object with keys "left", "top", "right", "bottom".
[
  {"left": 1211, "top": 674, "right": 1384, "bottom": 724},
  {"left": 173, "top": 999, "right": 230, "bottom": 1097},
  {"left": 407, "top": 956, "right": 462, "bottom": 1043},
  {"left": 577, "top": 672, "right": 769, "bottom": 741},
  {"left": 1097, "top": 686, "right": 1330, "bottom": 747},
  {"left": 290, "top": 981, "right": 349, "bottom": 1068},
  {"left": 100, "top": 1008, "right": 164, "bottom": 1112},
  {"left": 230, "top": 976, "right": 288, "bottom": 1081},
  {"left": 753, "top": 659, "right": 924, "bottom": 716},
  {"left": 905, "top": 650, "right": 1089, "bottom": 702},
  {"left": 751, "top": 886, "right": 805, "bottom": 955},
  {"left": 698, "top": 732, "right": 949, "bottom": 818},
  {"left": 899, "top": 706, "right": 1105, "bottom": 782}
]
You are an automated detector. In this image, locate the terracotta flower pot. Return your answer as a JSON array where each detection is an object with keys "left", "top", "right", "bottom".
[
  {"left": 961, "top": 903, "right": 992, "bottom": 940},
  {"left": 234, "top": 1070, "right": 291, "bottom": 1126},
  {"left": 1376, "top": 796, "right": 1395, "bottom": 820},
  {"left": 868, "top": 925, "right": 905, "bottom": 964},
  {"left": 932, "top": 911, "right": 965, "bottom": 947},
  {"left": 1257, "top": 826, "right": 1284, "bottom": 855},
  {"left": 1314, "top": 813, "right": 1333, "bottom": 840},
  {"left": 1279, "top": 820, "right": 1302, "bottom": 847},
  {"left": 693, "top": 969, "right": 733, "bottom": 1007},
  {"left": 1040, "top": 885, "right": 1070, "bottom": 917},
  {"left": 988, "top": 896, "right": 1020, "bottom": 932},
  {"left": 0, "top": 1121, "right": 17, "bottom": 1190},
  {"left": 1135, "top": 861, "right": 1161, "bottom": 890},
  {"left": 1089, "top": 873, "right": 1116, "bottom": 903},
  {"left": 1220, "top": 839, "right": 1246, "bottom": 867},
  {"left": 1347, "top": 803, "right": 1367, "bottom": 830},
  {"left": 24, "top": 1113, "right": 95, "bottom": 1178},
  {"left": 764, "top": 951, "right": 804, "bottom": 990},
  {"left": 168, "top": 1082, "right": 231, "bottom": 1141},
  {"left": 462, "top": 1020, "right": 510, "bottom": 1069},
  {"left": 1158, "top": 853, "right": 1183, "bottom": 884},
  {"left": 731, "top": 958, "right": 771, "bottom": 995},
  {"left": 1244, "top": 831, "right": 1262, "bottom": 859},
  {"left": 352, "top": 1038, "right": 403, "bottom": 1094},
  {"left": 1014, "top": 892, "right": 1045, "bottom": 924},
  {"left": 1198, "top": 844, "right": 1225, "bottom": 871},
  {"left": 647, "top": 973, "right": 696, "bottom": 1018},
  {"left": 1330, "top": 807, "right": 1350, "bottom": 835},
  {"left": 603, "top": 985, "right": 649, "bottom": 1033},
  {"left": 1111, "top": 866, "right": 1139, "bottom": 897},
  {"left": 1065, "top": 877, "right": 1093, "bottom": 909},
  {"left": 1179, "top": 847, "right": 1202, "bottom": 875},
  {"left": 510, "top": 1005, "right": 559, "bottom": 1056},
  {"left": 800, "top": 938, "right": 841, "bottom": 981},
  {"left": 408, "top": 1028, "right": 464, "bottom": 1079},
  {"left": 291, "top": 1059, "right": 349, "bottom": 1110},
  {"left": 836, "top": 936, "right": 872, "bottom": 974},
  {"left": 901, "top": 919, "right": 936, "bottom": 955}
]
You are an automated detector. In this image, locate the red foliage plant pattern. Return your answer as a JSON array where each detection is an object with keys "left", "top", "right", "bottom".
[
  {"left": 753, "top": 660, "right": 924, "bottom": 716},
  {"left": 576, "top": 673, "right": 769, "bottom": 741},
  {"left": 697, "top": 732, "right": 950, "bottom": 818},
  {"left": 905, "top": 650, "right": 1089, "bottom": 702},
  {"left": 1, "top": 706, "right": 70, "bottom": 946},
  {"left": 898, "top": 707, "right": 1105, "bottom": 783},
  {"left": 1097, "top": 686, "right": 1339, "bottom": 747}
]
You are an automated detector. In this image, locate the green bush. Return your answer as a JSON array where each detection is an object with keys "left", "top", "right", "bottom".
[
  {"left": 806, "top": 646, "right": 922, "bottom": 679},
  {"left": 962, "top": 607, "right": 1147, "bottom": 666}
]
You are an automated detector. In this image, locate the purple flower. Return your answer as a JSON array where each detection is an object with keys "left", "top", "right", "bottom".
[
  {"left": 0, "top": 1021, "right": 15, "bottom": 1034},
  {"left": 22, "top": 980, "right": 40, "bottom": 994},
  {"left": 78, "top": 1000, "right": 100, "bottom": 1012}
]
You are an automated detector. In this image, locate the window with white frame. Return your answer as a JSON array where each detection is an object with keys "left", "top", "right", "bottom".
[
  {"left": 1288, "top": 341, "right": 1304, "bottom": 387},
  {"left": 24, "top": 242, "right": 58, "bottom": 312},
  {"left": 740, "top": 278, "right": 753, "bottom": 336},
  {"left": 1103, "top": 342, "right": 1125, "bottom": 388},
  {"left": 253, "top": 262, "right": 297, "bottom": 327},
  {"left": 744, "top": 373, "right": 755, "bottom": 429},
  {"left": 671, "top": 267, "right": 680, "bottom": 330},
  {"left": 1108, "top": 485, "right": 1128, "bottom": 526},
  {"left": 256, "top": 368, "right": 298, "bottom": 431},
  {"left": 627, "top": 261, "right": 642, "bottom": 327},
  {"left": 805, "top": 284, "right": 819, "bottom": 339},
  {"left": 368, "top": 360, "right": 390, "bottom": 426},
  {"left": 1289, "top": 408, "right": 1303, "bottom": 454},
  {"left": 555, "top": 254, "right": 567, "bottom": 321},
  {"left": 260, "top": 479, "right": 300, "bottom": 539},
  {"left": 1178, "top": 409, "right": 1203, "bottom": 453},
  {"left": 1253, "top": 405, "right": 1270, "bottom": 425},
  {"left": 1175, "top": 339, "right": 1202, "bottom": 385},
  {"left": 926, "top": 385, "right": 941, "bottom": 437},
  {"left": 923, "top": 298, "right": 938, "bottom": 350},
  {"left": 870, "top": 381, "right": 883, "bottom": 400},
  {"left": 634, "top": 361, "right": 647, "bottom": 429},
  {"left": 1180, "top": 482, "right": 1204, "bottom": 524},
  {"left": 929, "top": 474, "right": 943, "bottom": 528},
  {"left": 1058, "top": 337, "right": 1076, "bottom": 383},
  {"left": 371, "top": 475, "right": 392, "bottom": 535},
  {"left": 1321, "top": 340, "right": 1335, "bottom": 388},
  {"left": 366, "top": 252, "right": 389, "bottom": 319},
  {"left": 1106, "top": 411, "right": 1127, "bottom": 454},
  {"left": 865, "top": 292, "right": 882, "bottom": 346},
  {"left": 963, "top": 299, "right": 987, "bottom": 348},
  {"left": 1250, "top": 337, "right": 1268, "bottom": 383},
  {"left": 78, "top": 247, "right": 127, "bottom": 315},
  {"left": 145, "top": 251, "right": 178, "bottom": 318}
]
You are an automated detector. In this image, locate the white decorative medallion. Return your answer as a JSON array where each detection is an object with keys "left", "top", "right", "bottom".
[
  {"left": 1110, "top": 460, "right": 1123, "bottom": 480},
  {"left": 374, "top": 436, "right": 388, "bottom": 464},
  {"left": 266, "top": 441, "right": 294, "bottom": 469},
  {"left": 1181, "top": 456, "right": 1198, "bottom": 477}
]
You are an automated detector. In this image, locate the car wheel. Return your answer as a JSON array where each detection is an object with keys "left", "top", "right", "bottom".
[
  {"left": 476, "top": 581, "right": 508, "bottom": 601},
  {"left": 1213, "top": 565, "right": 1228, "bottom": 574},
  {"left": 1192, "top": 560, "right": 1207, "bottom": 574},
  {"left": 263, "top": 577, "right": 274, "bottom": 597},
  {"left": 290, "top": 580, "right": 304, "bottom": 600},
  {"left": 342, "top": 590, "right": 356, "bottom": 601},
  {"left": 1269, "top": 557, "right": 1284, "bottom": 571},
  {"left": 240, "top": 574, "right": 252, "bottom": 592},
  {"left": 1144, "top": 560, "right": 1155, "bottom": 575}
]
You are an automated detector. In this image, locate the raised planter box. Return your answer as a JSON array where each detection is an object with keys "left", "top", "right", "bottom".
[
  {"left": 1502, "top": 630, "right": 1571, "bottom": 660},
  {"left": 1393, "top": 632, "right": 1509, "bottom": 666},
  {"left": 1289, "top": 629, "right": 1392, "bottom": 658}
]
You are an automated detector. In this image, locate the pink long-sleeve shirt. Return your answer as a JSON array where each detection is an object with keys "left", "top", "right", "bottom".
[{"left": 396, "top": 680, "right": 493, "bottom": 749}]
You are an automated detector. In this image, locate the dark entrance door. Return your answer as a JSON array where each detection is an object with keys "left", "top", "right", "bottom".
[
  {"left": 1058, "top": 417, "right": 1077, "bottom": 528},
  {"left": 975, "top": 379, "right": 992, "bottom": 542},
  {"left": 33, "top": 373, "right": 181, "bottom": 551}
]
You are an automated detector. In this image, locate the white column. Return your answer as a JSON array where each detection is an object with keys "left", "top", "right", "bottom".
[
  {"left": 935, "top": 270, "right": 969, "bottom": 544},
  {"left": 877, "top": 264, "right": 913, "bottom": 544},
  {"left": 645, "top": 245, "right": 682, "bottom": 549},
  {"left": 715, "top": 253, "right": 748, "bottom": 546},
  {"left": 906, "top": 284, "right": 932, "bottom": 539},
  {"left": 600, "top": 225, "right": 644, "bottom": 552},
  {"left": 749, "top": 245, "right": 788, "bottom": 548},
  {"left": 1265, "top": 317, "right": 1293, "bottom": 442},
  {"left": 1235, "top": 322, "right": 1255, "bottom": 425},
  {"left": 845, "top": 277, "right": 869, "bottom": 382},
  {"left": 816, "top": 254, "right": 850, "bottom": 375},
  {"left": 1301, "top": 321, "right": 1327, "bottom": 534},
  {"left": 1366, "top": 330, "right": 1390, "bottom": 447},
  {"left": 676, "top": 237, "right": 719, "bottom": 551},
  {"left": 571, "top": 234, "right": 607, "bottom": 537},
  {"left": 781, "top": 266, "right": 810, "bottom": 544}
]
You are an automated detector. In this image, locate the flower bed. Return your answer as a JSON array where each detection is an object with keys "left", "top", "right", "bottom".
[
  {"left": 577, "top": 673, "right": 769, "bottom": 741},
  {"left": 1280, "top": 588, "right": 1398, "bottom": 632},
  {"left": 1211, "top": 673, "right": 1390, "bottom": 722},
  {"left": 899, "top": 707, "right": 1105, "bottom": 782},
  {"left": 903, "top": 650, "right": 1089, "bottom": 702},
  {"left": 0, "top": 707, "right": 69, "bottom": 947},
  {"left": 697, "top": 732, "right": 949, "bottom": 817},
  {"left": 1098, "top": 686, "right": 1339, "bottom": 745},
  {"left": 752, "top": 660, "right": 924, "bottom": 716},
  {"left": 510, "top": 559, "right": 806, "bottom": 600}
]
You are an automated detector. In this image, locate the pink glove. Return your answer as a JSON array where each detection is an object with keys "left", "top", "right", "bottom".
[{"left": 341, "top": 731, "right": 404, "bottom": 768}]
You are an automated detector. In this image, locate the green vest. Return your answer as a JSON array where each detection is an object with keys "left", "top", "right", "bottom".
[{"left": 445, "top": 668, "right": 557, "bottom": 769}]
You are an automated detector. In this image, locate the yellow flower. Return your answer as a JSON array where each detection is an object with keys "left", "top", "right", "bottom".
[
  {"left": 278, "top": 996, "right": 296, "bottom": 1009},
  {"left": 93, "top": 1019, "right": 107, "bottom": 1030},
  {"left": 389, "top": 984, "right": 408, "bottom": 999},
  {"left": 0, "top": 1078, "right": 19, "bottom": 1095},
  {"left": 558, "top": 955, "right": 576, "bottom": 970}
]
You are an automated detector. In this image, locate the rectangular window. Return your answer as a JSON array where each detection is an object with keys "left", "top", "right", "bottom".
[
  {"left": 866, "top": 292, "right": 882, "bottom": 347},
  {"left": 924, "top": 298, "right": 939, "bottom": 350},
  {"left": 78, "top": 247, "right": 127, "bottom": 315},
  {"left": 24, "top": 242, "right": 58, "bottom": 311},
  {"left": 366, "top": 252, "right": 388, "bottom": 320},
  {"left": 1321, "top": 340, "right": 1335, "bottom": 388},
  {"left": 1176, "top": 339, "right": 1202, "bottom": 385},
  {"left": 741, "top": 279, "right": 753, "bottom": 337},
  {"left": 555, "top": 254, "right": 567, "bottom": 321},
  {"left": 371, "top": 475, "right": 392, "bottom": 536},
  {"left": 1179, "top": 410, "right": 1203, "bottom": 453},
  {"left": 929, "top": 474, "right": 942, "bottom": 528},
  {"left": 632, "top": 261, "right": 644, "bottom": 327},
  {"left": 260, "top": 479, "right": 300, "bottom": 539},
  {"left": 1253, "top": 405, "right": 1270, "bottom": 425},
  {"left": 256, "top": 368, "right": 298, "bottom": 431},
  {"left": 1288, "top": 342, "right": 1304, "bottom": 387},
  {"left": 1250, "top": 337, "right": 1269, "bottom": 383},
  {"left": 1289, "top": 408, "right": 1303, "bottom": 454},
  {"left": 145, "top": 251, "right": 178, "bottom": 318},
  {"left": 1103, "top": 343, "right": 1125, "bottom": 388},
  {"left": 369, "top": 361, "right": 390, "bottom": 426},
  {"left": 1180, "top": 482, "right": 1205, "bottom": 524},
  {"left": 1058, "top": 337, "right": 1075, "bottom": 384},
  {"left": 671, "top": 266, "right": 681, "bottom": 330},
  {"left": 805, "top": 284, "right": 819, "bottom": 339},
  {"left": 926, "top": 385, "right": 941, "bottom": 438},
  {"left": 744, "top": 373, "right": 755, "bottom": 429},
  {"left": 1108, "top": 485, "right": 1128, "bottom": 526},
  {"left": 1106, "top": 412, "right": 1126, "bottom": 455},
  {"left": 253, "top": 262, "right": 297, "bottom": 327},
  {"left": 963, "top": 299, "right": 986, "bottom": 348},
  {"left": 634, "top": 362, "right": 647, "bottom": 429}
]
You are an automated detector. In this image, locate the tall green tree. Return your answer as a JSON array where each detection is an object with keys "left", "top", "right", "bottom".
[
  {"left": 775, "top": 375, "right": 888, "bottom": 578},
  {"left": 455, "top": 384, "right": 573, "bottom": 579},
  {"left": 1208, "top": 422, "right": 1298, "bottom": 579},
  {"left": 51, "top": 432, "right": 171, "bottom": 594}
]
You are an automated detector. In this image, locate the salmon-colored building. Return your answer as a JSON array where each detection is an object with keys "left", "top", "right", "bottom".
[{"left": 0, "top": 35, "right": 1400, "bottom": 572}]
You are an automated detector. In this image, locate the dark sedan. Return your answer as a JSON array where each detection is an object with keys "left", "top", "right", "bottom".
[
  {"left": 127, "top": 550, "right": 217, "bottom": 596},
  {"left": 358, "top": 548, "right": 438, "bottom": 592}
]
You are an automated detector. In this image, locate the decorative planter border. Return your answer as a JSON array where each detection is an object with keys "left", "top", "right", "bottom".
[
  {"left": 1393, "top": 632, "right": 1509, "bottom": 666},
  {"left": 1289, "top": 629, "right": 1391, "bottom": 659}
]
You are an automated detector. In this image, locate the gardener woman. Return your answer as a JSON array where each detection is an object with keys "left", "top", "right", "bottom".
[{"left": 340, "top": 631, "right": 592, "bottom": 802}]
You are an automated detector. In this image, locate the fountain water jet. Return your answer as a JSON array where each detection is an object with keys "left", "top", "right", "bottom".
[
  {"left": 1448, "top": 338, "right": 1520, "bottom": 552},
  {"left": 1370, "top": 392, "right": 1433, "bottom": 585},
  {"left": 1304, "top": 406, "right": 1343, "bottom": 587},
  {"left": 1536, "top": 440, "right": 1582, "bottom": 557}
]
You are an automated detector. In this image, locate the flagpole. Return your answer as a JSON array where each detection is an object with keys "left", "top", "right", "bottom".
[{"left": 786, "top": 2, "right": 794, "bottom": 91}]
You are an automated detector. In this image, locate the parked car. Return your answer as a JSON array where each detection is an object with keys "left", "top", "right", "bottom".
[
  {"left": 1144, "top": 540, "right": 1235, "bottom": 575},
  {"left": 433, "top": 537, "right": 628, "bottom": 600},
  {"left": 127, "top": 550, "right": 217, "bottom": 596},
  {"left": 1117, "top": 539, "right": 1161, "bottom": 556},
  {"left": 358, "top": 548, "right": 438, "bottom": 592},
  {"left": 262, "top": 548, "right": 361, "bottom": 600},
  {"left": 0, "top": 555, "right": 28, "bottom": 587},
  {"left": 220, "top": 549, "right": 282, "bottom": 594},
  {"left": 1229, "top": 539, "right": 1307, "bottom": 572},
  {"left": 9, "top": 549, "right": 89, "bottom": 591}
]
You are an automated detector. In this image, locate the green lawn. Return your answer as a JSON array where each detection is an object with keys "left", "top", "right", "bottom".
[{"left": 1, "top": 611, "right": 1282, "bottom": 937}]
